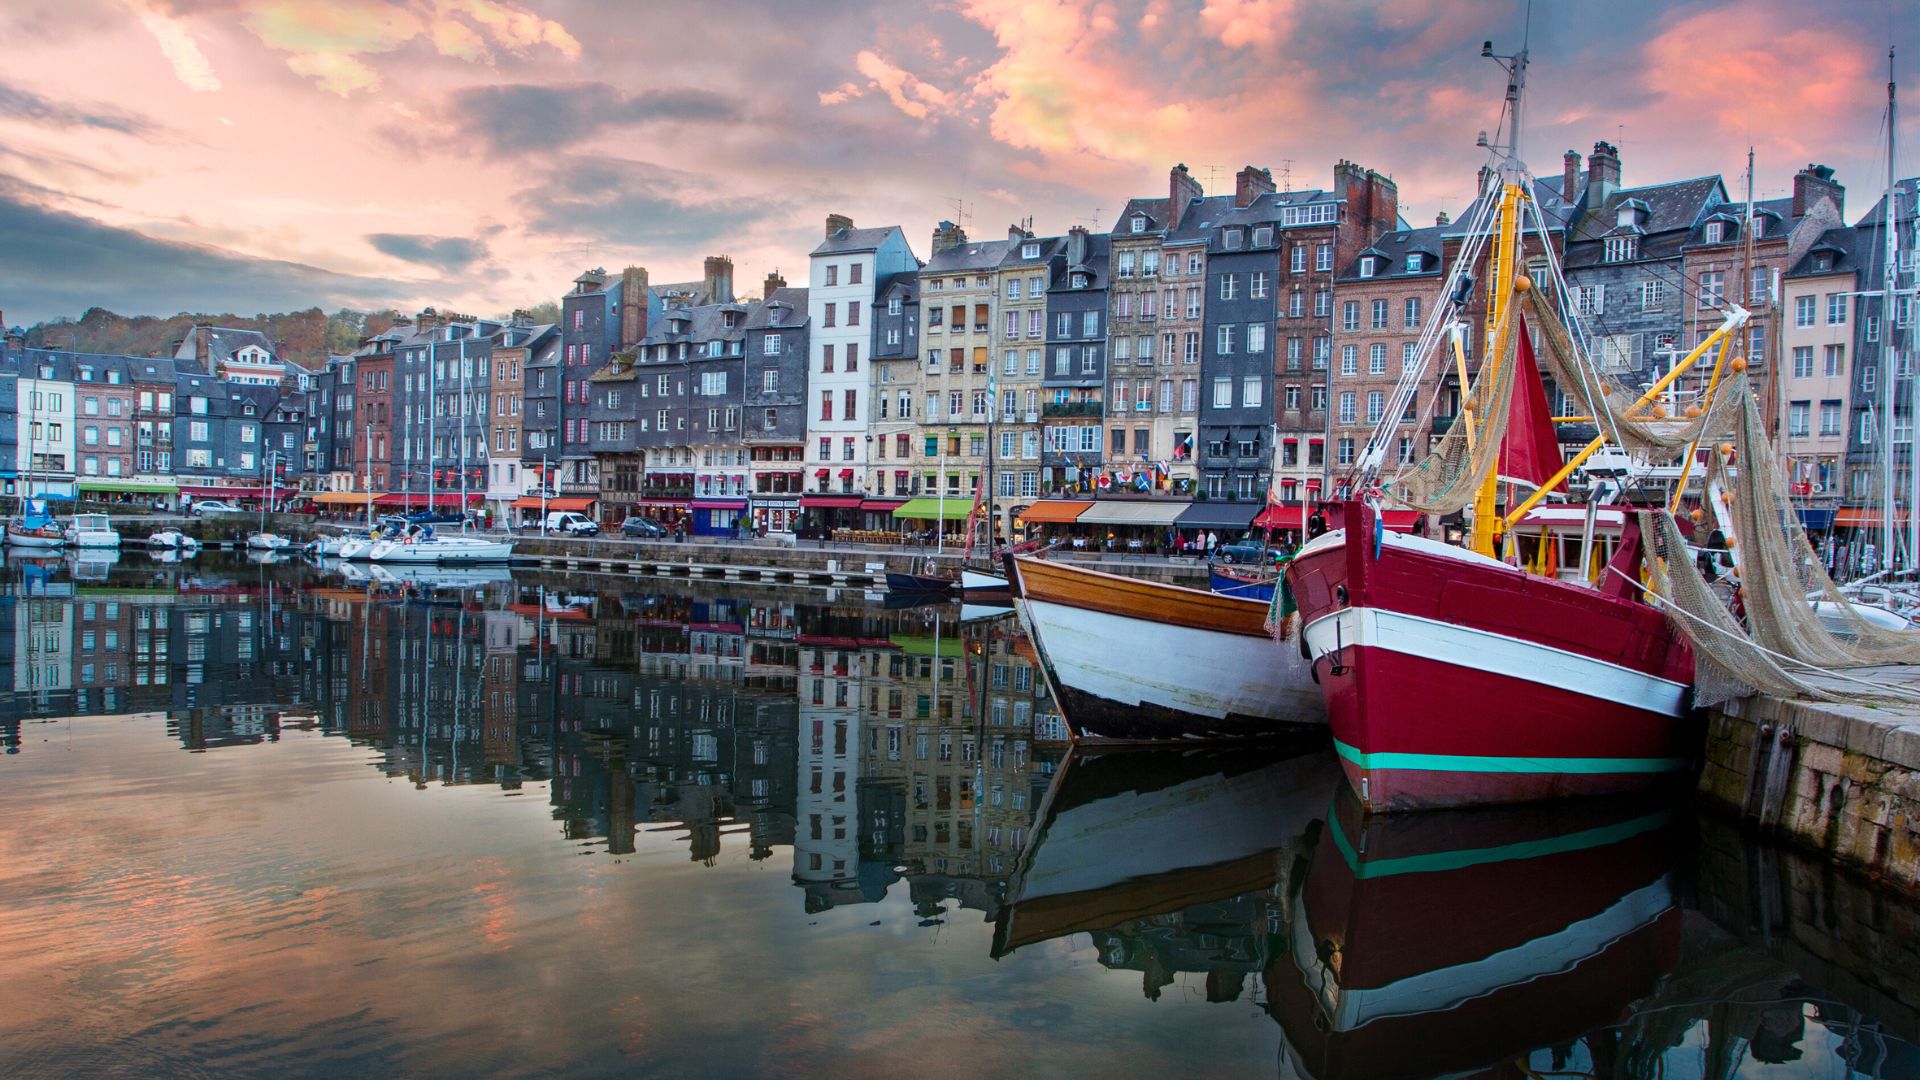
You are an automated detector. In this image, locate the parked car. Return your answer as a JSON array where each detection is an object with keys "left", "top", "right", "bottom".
[
  {"left": 544, "top": 511, "right": 599, "bottom": 536},
  {"left": 620, "top": 516, "right": 668, "bottom": 538},
  {"left": 1217, "top": 539, "right": 1267, "bottom": 565},
  {"left": 189, "top": 500, "right": 243, "bottom": 517},
  {"left": 405, "top": 510, "right": 465, "bottom": 525}
]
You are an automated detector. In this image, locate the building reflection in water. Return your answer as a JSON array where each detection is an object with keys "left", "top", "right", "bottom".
[{"left": 7, "top": 553, "right": 1920, "bottom": 1078}]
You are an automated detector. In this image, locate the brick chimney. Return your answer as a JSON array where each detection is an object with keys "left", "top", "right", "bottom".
[
  {"left": 825, "top": 213, "right": 853, "bottom": 238},
  {"left": 1067, "top": 225, "right": 1088, "bottom": 265},
  {"left": 414, "top": 308, "right": 443, "bottom": 333},
  {"left": 1563, "top": 150, "right": 1581, "bottom": 203},
  {"left": 620, "top": 266, "right": 649, "bottom": 347},
  {"left": 1235, "top": 165, "right": 1275, "bottom": 208},
  {"left": 1333, "top": 160, "right": 1399, "bottom": 265},
  {"left": 1007, "top": 223, "right": 1031, "bottom": 246},
  {"left": 1587, "top": 141, "right": 1621, "bottom": 203},
  {"left": 1793, "top": 164, "right": 1844, "bottom": 218},
  {"left": 193, "top": 322, "right": 211, "bottom": 367},
  {"left": 1168, "top": 163, "right": 1203, "bottom": 228},
  {"left": 762, "top": 270, "right": 786, "bottom": 299},
  {"left": 931, "top": 220, "right": 968, "bottom": 256},
  {"left": 1436, "top": 211, "right": 1451, "bottom": 227},
  {"left": 703, "top": 255, "right": 734, "bottom": 304}
]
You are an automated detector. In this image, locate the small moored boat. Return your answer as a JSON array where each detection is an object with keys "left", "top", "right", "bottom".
[{"left": 64, "top": 513, "right": 121, "bottom": 549}]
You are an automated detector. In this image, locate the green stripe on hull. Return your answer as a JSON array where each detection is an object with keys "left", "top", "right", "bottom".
[
  {"left": 1328, "top": 804, "right": 1677, "bottom": 880},
  {"left": 1333, "top": 738, "right": 1690, "bottom": 776}
]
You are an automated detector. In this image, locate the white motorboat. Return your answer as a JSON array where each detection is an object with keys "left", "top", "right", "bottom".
[
  {"left": 1810, "top": 598, "right": 1913, "bottom": 639},
  {"left": 145, "top": 528, "right": 199, "bottom": 550},
  {"left": 64, "top": 513, "right": 121, "bottom": 549},
  {"left": 368, "top": 527, "right": 514, "bottom": 565},
  {"left": 246, "top": 532, "right": 292, "bottom": 552}
]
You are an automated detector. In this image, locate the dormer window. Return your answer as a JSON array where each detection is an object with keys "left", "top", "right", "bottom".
[
  {"left": 1705, "top": 220, "right": 1729, "bottom": 243},
  {"left": 1253, "top": 226, "right": 1274, "bottom": 247},
  {"left": 1359, "top": 257, "right": 1377, "bottom": 278},
  {"left": 1604, "top": 236, "right": 1638, "bottom": 263},
  {"left": 1131, "top": 215, "right": 1147, "bottom": 234},
  {"left": 1406, "top": 254, "right": 1425, "bottom": 273},
  {"left": 242, "top": 402, "right": 256, "bottom": 416},
  {"left": 1616, "top": 207, "right": 1636, "bottom": 228},
  {"left": 1022, "top": 242, "right": 1040, "bottom": 259},
  {"left": 1815, "top": 254, "right": 1834, "bottom": 272},
  {"left": 1071, "top": 273, "right": 1089, "bottom": 288},
  {"left": 1223, "top": 229, "right": 1244, "bottom": 251}
]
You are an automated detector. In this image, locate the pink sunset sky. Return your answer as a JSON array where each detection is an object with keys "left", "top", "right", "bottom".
[{"left": 0, "top": 0, "right": 1913, "bottom": 326}]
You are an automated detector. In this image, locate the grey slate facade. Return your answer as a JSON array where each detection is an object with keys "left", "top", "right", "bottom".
[
  {"left": 1199, "top": 198, "right": 1287, "bottom": 500},
  {"left": 1042, "top": 228, "right": 1108, "bottom": 485}
]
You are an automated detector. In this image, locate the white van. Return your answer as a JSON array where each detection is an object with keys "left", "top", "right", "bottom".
[{"left": 543, "top": 511, "right": 599, "bottom": 536}]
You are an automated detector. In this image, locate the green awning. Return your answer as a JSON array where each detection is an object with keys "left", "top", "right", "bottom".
[
  {"left": 77, "top": 480, "right": 179, "bottom": 494},
  {"left": 891, "top": 634, "right": 964, "bottom": 657},
  {"left": 892, "top": 497, "right": 974, "bottom": 521}
]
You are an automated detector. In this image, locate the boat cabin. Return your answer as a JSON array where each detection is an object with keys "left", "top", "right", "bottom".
[{"left": 1509, "top": 504, "right": 1627, "bottom": 585}]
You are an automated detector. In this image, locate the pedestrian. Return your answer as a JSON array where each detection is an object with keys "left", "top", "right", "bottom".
[{"left": 1206, "top": 530, "right": 1218, "bottom": 556}]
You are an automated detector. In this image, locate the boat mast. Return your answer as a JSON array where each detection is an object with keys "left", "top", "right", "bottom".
[
  {"left": 427, "top": 332, "right": 436, "bottom": 517},
  {"left": 459, "top": 332, "right": 469, "bottom": 528},
  {"left": 983, "top": 371, "right": 996, "bottom": 559},
  {"left": 1468, "top": 37, "right": 1529, "bottom": 558},
  {"left": 1883, "top": 48, "right": 1899, "bottom": 572}
]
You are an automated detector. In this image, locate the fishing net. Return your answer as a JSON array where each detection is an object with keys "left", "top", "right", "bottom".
[{"left": 1383, "top": 285, "right": 1743, "bottom": 514}]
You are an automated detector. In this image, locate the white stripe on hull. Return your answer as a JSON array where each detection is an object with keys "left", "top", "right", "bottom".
[
  {"left": 1292, "top": 877, "right": 1673, "bottom": 1032},
  {"left": 1025, "top": 597, "right": 1321, "bottom": 723},
  {"left": 1301, "top": 607, "right": 1688, "bottom": 718},
  {"left": 961, "top": 568, "right": 1008, "bottom": 591}
]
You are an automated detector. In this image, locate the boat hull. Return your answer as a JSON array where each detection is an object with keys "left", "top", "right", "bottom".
[
  {"left": 960, "top": 568, "right": 1009, "bottom": 592},
  {"left": 1287, "top": 502, "right": 1696, "bottom": 811},
  {"left": 6, "top": 531, "right": 65, "bottom": 549},
  {"left": 368, "top": 539, "right": 513, "bottom": 564},
  {"left": 885, "top": 571, "right": 953, "bottom": 594},
  {"left": 1209, "top": 565, "right": 1277, "bottom": 601},
  {"left": 1014, "top": 556, "right": 1322, "bottom": 740}
]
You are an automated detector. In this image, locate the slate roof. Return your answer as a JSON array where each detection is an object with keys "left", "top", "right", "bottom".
[
  {"left": 1110, "top": 197, "right": 1171, "bottom": 237},
  {"left": 998, "top": 235, "right": 1066, "bottom": 269},
  {"left": 1165, "top": 194, "right": 1238, "bottom": 245},
  {"left": 1563, "top": 175, "right": 1724, "bottom": 270},
  {"left": 1786, "top": 227, "right": 1865, "bottom": 278},
  {"left": 176, "top": 326, "right": 279, "bottom": 368},
  {"left": 873, "top": 271, "right": 917, "bottom": 304},
  {"left": 924, "top": 239, "right": 1009, "bottom": 273},
  {"left": 745, "top": 287, "right": 811, "bottom": 330},
  {"left": 1055, "top": 232, "right": 1112, "bottom": 290},
  {"left": 1336, "top": 224, "right": 1449, "bottom": 281},
  {"left": 1446, "top": 171, "right": 1589, "bottom": 239},
  {"left": 1853, "top": 178, "right": 1920, "bottom": 229},
  {"left": 813, "top": 225, "right": 901, "bottom": 256}
]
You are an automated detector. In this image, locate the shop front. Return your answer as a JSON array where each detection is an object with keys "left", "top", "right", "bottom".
[
  {"left": 891, "top": 496, "right": 974, "bottom": 544},
  {"left": 76, "top": 479, "right": 179, "bottom": 509},
  {"left": 691, "top": 498, "right": 749, "bottom": 537},
  {"left": 1174, "top": 501, "right": 1261, "bottom": 548},
  {"left": 751, "top": 494, "right": 800, "bottom": 536},
  {"left": 509, "top": 495, "right": 597, "bottom": 528},
  {"left": 799, "top": 493, "right": 863, "bottom": 538},
  {"left": 1014, "top": 500, "right": 1093, "bottom": 543},
  {"left": 1074, "top": 499, "right": 1188, "bottom": 554}
]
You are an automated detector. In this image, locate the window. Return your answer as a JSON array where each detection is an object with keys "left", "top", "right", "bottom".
[
  {"left": 1575, "top": 284, "right": 1604, "bottom": 315},
  {"left": 1792, "top": 346, "right": 1814, "bottom": 378},
  {"left": 1699, "top": 272, "right": 1724, "bottom": 308},
  {"left": 1223, "top": 228, "right": 1244, "bottom": 251},
  {"left": 1342, "top": 301, "right": 1359, "bottom": 331},
  {"left": 1338, "top": 437, "right": 1355, "bottom": 465},
  {"left": 1704, "top": 220, "right": 1726, "bottom": 243},
  {"left": 1820, "top": 400, "right": 1843, "bottom": 436},
  {"left": 1183, "top": 332, "right": 1199, "bottom": 364},
  {"left": 1359, "top": 256, "right": 1377, "bottom": 278},
  {"left": 849, "top": 263, "right": 862, "bottom": 285},
  {"left": 1247, "top": 324, "right": 1266, "bottom": 352},
  {"left": 1242, "top": 376, "right": 1261, "bottom": 408},
  {"left": 1794, "top": 294, "right": 1816, "bottom": 327},
  {"left": 819, "top": 391, "right": 833, "bottom": 421},
  {"left": 1639, "top": 281, "right": 1663, "bottom": 312},
  {"left": 1403, "top": 296, "right": 1422, "bottom": 328},
  {"left": 1314, "top": 290, "right": 1331, "bottom": 318},
  {"left": 1824, "top": 344, "right": 1845, "bottom": 378},
  {"left": 1367, "top": 390, "right": 1385, "bottom": 424},
  {"left": 1827, "top": 293, "right": 1848, "bottom": 325},
  {"left": 1338, "top": 391, "right": 1356, "bottom": 423},
  {"left": 1340, "top": 345, "right": 1358, "bottom": 376},
  {"left": 1315, "top": 244, "right": 1332, "bottom": 271},
  {"left": 1083, "top": 311, "right": 1099, "bottom": 337},
  {"left": 1217, "top": 325, "right": 1235, "bottom": 355},
  {"left": 1250, "top": 272, "right": 1268, "bottom": 299},
  {"left": 846, "top": 301, "right": 860, "bottom": 326},
  {"left": 888, "top": 295, "right": 903, "bottom": 315},
  {"left": 1604, "top": 236, "right": 1637, "bottom": 262},
  {"left": 1371, "top": 299, "right": 1388, "bottom": 329},
  {"left": 1369, "top": 343, "right": 1387, "bottom": 374},
  {"left": 188, "top": 421, "right": 208, "bottom": 442},
  {"left": 1219, "top": 274, "right": 1238, "bottom": 301},
  {"left": 1212, "top": 378, "right": 1231, "bottom": 408},
  {"left": 1131, "top": 215, "right": 1147, "bottom": 234},
  {"left": 1185, "top": 287, "right": 1201, "bottom": 319},
  {"left": 824, "top": 265, "right": 838, "bottom": 286}
]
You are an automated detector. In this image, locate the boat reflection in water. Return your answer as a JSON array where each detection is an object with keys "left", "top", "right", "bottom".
[
  {"left": 991, "top": 745, "right": 1333, "bottom": 1011},
  {"left": 1268, "top": 788, "right": 1683, "bottom": 1079}
]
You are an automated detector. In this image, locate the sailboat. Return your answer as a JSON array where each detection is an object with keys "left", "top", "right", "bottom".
[
  {"left": 1286, "top": 40, "right": 1746, "bottom": 810},
  {"left": 5, "top": 496, "right": 65, "bottom": 549}
]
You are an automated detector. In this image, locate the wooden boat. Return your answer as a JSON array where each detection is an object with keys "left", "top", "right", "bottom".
[
  {"left": 1013, "top": 555, "right": 1322, "bottom": 740},
  {"left": 993, "top": 743, "right": 1334, "bottom": 959},
  {"left": 885, "top": 563, "right": 1009, "bottom": 595},
  {"left": 1267, "top": 788, "right": 1681, "bottom": 1079}
]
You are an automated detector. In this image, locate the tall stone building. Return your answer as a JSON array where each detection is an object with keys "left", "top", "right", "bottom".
[
  {"left": 743, "top": 279, "right": 811, "bottom": 534},
  {"left": 1104, "top": 165, "right": 1207, "bottom": 493},
  {"left": 992, "top": 227, "right": 1058, "bottom": 518},
  {"left": 1042, "top": 226, "right": 1108, "bottom": 491},
  {"left": 914, "top": 223, "right": 1008, "bottom": 525},
  {"left": 869, "top": 269, "right": 920, "bottom": 503},
  {"left": 1779, "top": 227, "right": 1860, "bottom": 511}
]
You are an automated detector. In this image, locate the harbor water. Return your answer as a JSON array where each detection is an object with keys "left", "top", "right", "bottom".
[{"left": 2, "top": 553, "right": 1919, "bottom": 1078}]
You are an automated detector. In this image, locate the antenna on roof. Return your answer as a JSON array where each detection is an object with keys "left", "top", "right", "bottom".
[
  {"left": 1199, "top": 164, "right": 1228, "bottom": 189},
  {"left": 945, "top": 196, "right": 973, "bottom": 229},
  {"left": 1086, "top": 207, "right": 1105, "bottom": 228},
  {"left": 1278, "top": 160, "right": 1295, "bottom": 192}
]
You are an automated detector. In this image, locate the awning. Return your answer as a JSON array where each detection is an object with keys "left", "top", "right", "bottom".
[
  {"left": 860, "top": 499, "right": 905, "bottom": 512},
  {"left": 1380, "top": 510, "right": 1423, "bottom": 533},
  {"left": 893, "top": 496, "right": 974, "bottom": 521},
  {"left": 180, "top": 484, "right": 292, "bottom": 499},
  {"left": 838, "top": 468, "right": 855, "bottom": 478},
  {"left": 1834, "top": 507, "right": 1904, "bottom": 528},
  {"left": 800, "top": 494, "right": 863, "bottom": 509},
  {"left": 692, "top": 499, "right": 748, "bottom": 510},
  {"left": 1175, "top": 501, "right": 1261, "bottom": 530},
  {"left": 510, "top": 495, "right": 596, "bottom": 511},
  {"left": 892, "top": 634, "right": 963, "bottom": 658},
  {"left": 311, "top": 491, "right": 383, "bottom": 505},
  {"left": 1797, "top": 507, "right": 1836, "bottom": 531},
  {"left": 1253, "top": 504, "right": 1304, "bottom": 531},
  {"left": 815, "top": 469, "right": 830, "bottom": 480},
  {"left": 1018, "top": 500, "right": 1093, "bottom": 524},
  {"left": 1077, "top": 500, "right": 1188, "bottom": 527},
  {"left": 77, "top": 479, "right": 178, "bottom": 494},
  {"left": 632, "top": 497, "right": 689, "bottom": 509}
]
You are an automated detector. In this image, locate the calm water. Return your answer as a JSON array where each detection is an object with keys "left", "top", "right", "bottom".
[{"left": 1, "top": 553, "right": 1918, "bottom": 1078}]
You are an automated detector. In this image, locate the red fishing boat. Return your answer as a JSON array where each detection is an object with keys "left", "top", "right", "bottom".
[{"left": 1285, "top": 40, "right": 1743, "bottom": 811}]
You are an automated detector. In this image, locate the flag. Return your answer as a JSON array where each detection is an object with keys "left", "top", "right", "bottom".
[
  {"left": 1501, "top": 315, "right": 1565, "bottom": 493},
  {"left": 1173, "top": 433, "right": 1194, "bottom": 460}
]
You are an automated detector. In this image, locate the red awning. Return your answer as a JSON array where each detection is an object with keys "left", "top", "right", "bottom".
[
  {"left": 815, "top": 468, "right": 830, "bottom": 479},
  {"left": 1308, "top": 437, "right": 1325, "bottom": 444},
  {"left": 860, "top": 499, "right": 905, "bottom": 511},
  {"left": 180, "top": 484, "right": 294, "bottom": 499},
  {"left": 838, "top": 468, "right": 855, "bottom": 478},
  {"left": 692, "top": 498, "right": 747, "bottom": 510},
  {"left": 1280, "top": 477, "right": 1298, "bottom": 487},
  {"left": 509, "top": 495, "right": 595, "bottom": 511},
  {"left": 1253, "top": 504, "right": 1304, "bottom": 530},
  {"left": 1283, "top": 436, "right": 1299, "bottom": 443},
  {"left": 1381, "top": 510, "right": 1423, "bottom": 533},
  {"left": 1305, "top": 479, "right": 1323, "bottom": 489},
  {"left": 801, "top": 495, "right": 863, "bottom": 509}
]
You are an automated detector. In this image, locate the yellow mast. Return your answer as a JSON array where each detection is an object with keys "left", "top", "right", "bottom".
[{"left": 1468, "top": 180, "right": 1524, "bottom": 557}]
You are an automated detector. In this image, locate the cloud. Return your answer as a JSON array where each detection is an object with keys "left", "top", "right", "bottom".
[
  {"left": 820, "top": 50, "right": 954, "bottom": 120},
  {"left": 129, "top": 0, "right": 222, "bottom": 92},
  {"left": 0, "top": 175, "right": 406, "bottom": 323},
  {"left": 0, "top": 81, "right": 158, "bottom": 135},
  {"left": 444, "top": 83, "right": 743, "bottom": 152},
  {"left": 516, "top": 155, "right": 781, "bottom": 249},
  {"left": 368, "top": 232, "right": 489, "bottom": 272},
  {"left": 139, "top": 0, "right": 585, "bottom": 96}
]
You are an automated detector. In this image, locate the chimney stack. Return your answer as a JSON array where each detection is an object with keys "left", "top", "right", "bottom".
[
  {"left": 1008, "top": 223, "right": 1030, "bottom": 246},
  {"left": 1792, "top": 164, "right": 1844, "bottom": 218},
  {"left": 703, "top": 255, "right": 735, "bottom": 304},
  {"left": 1234, "top": 165, "right": 1275, "bottom": 208},
  {"left": 762, "top": 270, "right": 786, "bottom": 299},
  {"left": 931, "top": 220, "right": 967, "bottom": 256},
  {"left": 1435, "top": 211, "right": 1451, "bottom": 227},
  {"left": 621, "top": 266, "right": 649, "bottom": 347},
  {"left": 193, "top": 322, "right": 211, "bottom": 367},
  {"left": 825, "top": 213, "right": 853, "bottom": 238},
  {"left": 1067, "top": 225, "right": 1088, "bottom": 265},
  {"left": 1587, "top": 141, "right": 1621, "bottom": 202},
  {"left": 1168, "top": 163, "right": 1203, "bottom": 229},
  {"left": 1563, "top": 150, "right": 1581, "bottom": 203}
]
